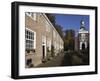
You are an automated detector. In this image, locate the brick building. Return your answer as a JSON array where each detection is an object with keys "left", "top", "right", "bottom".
[{"left": 25, "top": 12, "right": 64, "bottom": 68}]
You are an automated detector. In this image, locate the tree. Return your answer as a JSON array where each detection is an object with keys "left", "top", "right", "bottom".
[
  {"left": 55, "top": 24, "right": 64, "bottom": 39},
  {"left": 64, "top": 29, "right": 75, "bottom": 51},
  {"left": 46, "top": 14, "right": 56, "bottom": 26},
  {"left": 51, "top": 45, "right": 55, "bottom": 57}
]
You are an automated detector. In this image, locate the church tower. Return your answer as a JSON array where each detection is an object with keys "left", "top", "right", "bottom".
[{"left": 78, "top": 20, "right": 89, "bottom": 50}]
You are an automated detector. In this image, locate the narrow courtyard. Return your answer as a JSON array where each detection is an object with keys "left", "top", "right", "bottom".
[{"left": 37, "top": 51, "right": 88, "bottom": 67}]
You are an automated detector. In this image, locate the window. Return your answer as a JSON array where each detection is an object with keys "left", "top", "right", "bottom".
[
  {"left": 25, "top": 28, "right": 36, "bottom": 50},
  {"left": 25, "top": 12, "right": 37, "bottom": 21},
  {"left": 42, "top": 36, "right": 46, "bottom": 45},
  {"left": 53, "top": 30, "right": 56, "bottom": 38},
  {"left": 47, "top": 39, "right": 51, "bottom": 50},
  {"left": 46, "top": 21, "right": 50, "bottom": 32},
  {"left": 46, "top": 21, "right": 48, "bottom": 31},
  {"left": 25, "top": 12, "right": 32, "bottom": 17},
  {"left": 33, "top": 13, "right": 36, "bottom": 21}
]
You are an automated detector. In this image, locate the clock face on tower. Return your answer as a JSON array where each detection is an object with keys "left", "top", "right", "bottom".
[
  {"left": 79, "top": 33, "right": 88, "bottom": 42},
  {"left": 81, "top": 33, "right": 85, "bottom": 41}
]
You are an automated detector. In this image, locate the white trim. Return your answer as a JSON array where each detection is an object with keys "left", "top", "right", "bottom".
[
  {"left": 79, "top": 30, "right": 88, "bottom": 33},
  {"left": 26, "top": 27, "right": 34, "bottom": 32}
]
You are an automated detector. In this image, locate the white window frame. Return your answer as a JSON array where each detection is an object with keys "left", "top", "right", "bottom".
[{"left": 25, "top": 28, "right": 36, "bottom": 49}]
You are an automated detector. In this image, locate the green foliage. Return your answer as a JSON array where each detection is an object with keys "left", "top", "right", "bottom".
[
  {"left": 46, "top": 14, "right": 56, "bottom": 26},
  {"left": 26, "top": 49, "right": 35, "bottom": 53},
  {"left": 64, "top": 29, "right": 75, "bottom": 51},
  {"left": 55, "top": 24, "right": 64, "bottom": 39},
  {"left": 51, "top": 45, "right": 55, "bottom": 57},
  {"left": 26, "top": 49, "right": 30, "bottom": 53},
  {"left": 46, "top": 14, "right": 76, "bottom": 51},
  {"left": 46, "top": 47, "right": 51, "bottom": 60}
]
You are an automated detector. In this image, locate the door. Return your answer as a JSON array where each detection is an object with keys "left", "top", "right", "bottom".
[
  {"left": 82, "top": 43, "right": 85, "bottom": 50},
  {"left": 42, "top": 45, "right": 45, "bottom": 59},
  {"left": 42, "top": 36, "right": 46, "bottom": 62}
]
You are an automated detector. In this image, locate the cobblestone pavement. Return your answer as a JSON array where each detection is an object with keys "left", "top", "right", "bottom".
[
  {"left": 36, "top": 51, "right": 88, "bottom": 67},
  {"left": 37, "top": 53, "right": 72, "bottom": 67},
  {"left": 37, "top": 53, "right": 64, "bottom": 67}
]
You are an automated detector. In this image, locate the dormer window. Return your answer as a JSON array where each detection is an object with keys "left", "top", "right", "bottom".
[{"left": 25, "top": 12, "right": 37, "bottom": 21}]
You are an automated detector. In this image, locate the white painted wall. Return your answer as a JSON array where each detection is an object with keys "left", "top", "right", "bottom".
[{"left": 0, "top": 0, "right": 99, "bottom": 81}]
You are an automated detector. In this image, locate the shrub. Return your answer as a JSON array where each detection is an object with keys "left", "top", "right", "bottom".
[
  {"left": 51, "top": 45, "right": 55, "bottom": 57},
  {"left": 46, "top": 47, "right": 51, "bottom": 60},
  {"left": 26, "top": 49, "right": 35, "bottom": 53}
]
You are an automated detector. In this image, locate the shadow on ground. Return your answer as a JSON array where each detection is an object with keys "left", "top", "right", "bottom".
[
  {"left": 61, "top": 53, "right": 72, "bottom": 66},
  {"left": 61, "top": 51, "right": 89, "bottom": 66},
  {"left": 36, "top": 50, "right": 89, "bottom": 67}
]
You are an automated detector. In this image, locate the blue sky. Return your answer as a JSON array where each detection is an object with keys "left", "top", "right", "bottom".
[{"left": 52, "top": 14, "right": 89, "bottom": 34}]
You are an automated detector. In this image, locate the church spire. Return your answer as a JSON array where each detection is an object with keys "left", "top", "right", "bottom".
[{"left": 80, "top": 20, "right": 85, "bottom": 29}]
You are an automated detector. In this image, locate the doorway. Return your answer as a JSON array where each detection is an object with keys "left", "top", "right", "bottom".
[
  {"left": 82, "top": 43, "right": 85, "bottom": 50},
  {"left": 42, "top": 45, "right": 45, "bottom": 60},
  {"left": 42, "top": 36, "right": 46, "bottom": 62}
]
